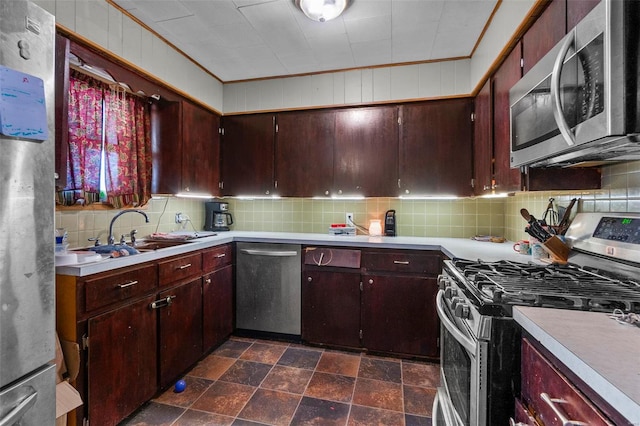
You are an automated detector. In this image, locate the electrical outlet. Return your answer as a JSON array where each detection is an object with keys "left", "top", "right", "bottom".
[
  {"left": 346, "top": 212, "right": 354, "bottom": 225},
  {"left": 175, "top": 212, "right": 185, "bottom": 224}
]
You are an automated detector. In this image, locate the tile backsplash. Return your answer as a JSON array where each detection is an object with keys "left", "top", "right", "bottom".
[
  {"left": 505, "top": 161, "right": 640, "bottom": 241},
  {"left": 56, "top": 161, "right": 640, "bottom": 247}
]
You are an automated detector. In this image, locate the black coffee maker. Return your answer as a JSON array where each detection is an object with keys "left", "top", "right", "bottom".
[{"left": 204, "top": 201, "right": 234, "bottom": 232}]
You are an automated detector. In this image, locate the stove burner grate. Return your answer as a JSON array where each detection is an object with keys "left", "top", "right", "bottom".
[{"left": 451, "top": 258, "right": 640, "bottom": 312}]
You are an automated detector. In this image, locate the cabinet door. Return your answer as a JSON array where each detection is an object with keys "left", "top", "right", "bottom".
[
  {"left": 203, "top": 264, "right": 233, "bottom": 351},
  {"left": 399, "top": 99, "right": 473, "bottom": 197},
  {"left": 361, "top": 274, "right": 439, "bottom": 358},
  {"left": 522, "top": 0, "right": 567, "bottom": 75},
  {"left": 221, "top": 114, "right": 275, "bottom": 196},
  {"left": 567, "top": 0, "right": 600, "bottom": 29},
  {"left": 158, "top": 278, "right": 203, "bottom": 388},
  {"left": 521, "top": 338, "right": 613, "bottom": 426},
  {"left": 276, "top": 110, "right": 335, "bottom": 197},
  {"left": 88, "top": 295, "right": 157, "bottom": 426},
  {"left": 151, "top": 100, "right": 182, "bottom": 194},
  {"left": 473, "top": 79, "right": 493, "bottom": 195},
  {"left": 492, "top": 41, "right": 523, "bottom": 193},
  {"left": 334, "top": 106, "right": 398, "bottom": 197},
  {"left": 302, "top": 270, "right": 361, "bottom": 348},
  {"left": 181, "top": 101, "right": 220, "bottom": 196}
]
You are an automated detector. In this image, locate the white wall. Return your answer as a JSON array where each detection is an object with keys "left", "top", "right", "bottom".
[
  {"left": 223, "top": 0, "right": 537, "bottom": 114},
  {"left": 32, "top": 0, "right": 534, "bottom": 114},
  {"left": 33, "top": 0, "right": 224, "bottom": 112}
]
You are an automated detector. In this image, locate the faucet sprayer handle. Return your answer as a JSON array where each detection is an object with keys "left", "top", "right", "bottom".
[{"left": 88, "top": 237, "right": 101, "bottom": 246}]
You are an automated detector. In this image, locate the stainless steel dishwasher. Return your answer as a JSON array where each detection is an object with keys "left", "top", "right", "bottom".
[{"left": 236, "top": 243, "right": 301, "bottom": 336}]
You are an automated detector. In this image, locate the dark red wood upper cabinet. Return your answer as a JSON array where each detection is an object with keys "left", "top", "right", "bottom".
[
  {"left": 152, "top": 101, "right": 220, "bottom": 196},
  {"left": 151, "top": 100, "right": 183, "bottom": 195},
  {"left": 221, "top": 114, "right": 275, "bottom": 196},
  {"left": 275, "top": 110, "right": 335, "bottom": 197},
  {"left": 399, "top": 99, "right": 473, "bottom": 197},
  {"left": 522, "top": 0, "right": 567, "bottom": 75},
  {"left": 473, "top": 79, "right": 493, "bottom": 196},
  {"left": 181, "top": 101, "right": 220, "bottom": 196},
  {"left": 567, "top": 0, "right": 600, "bottom": 29},
  {"left": 334, "top": 106, "right": 399, "bottom": 197},
  {"left": 492, "top": 41, "right": 524, "bottom": 193}
]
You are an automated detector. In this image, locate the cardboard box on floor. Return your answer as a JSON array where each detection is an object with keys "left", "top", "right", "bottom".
[{"left": 55, "top": 333, "right": 82, "bottom": 426}]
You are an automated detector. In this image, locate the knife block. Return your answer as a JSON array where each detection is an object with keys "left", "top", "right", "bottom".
[{"left": 541, "top": 235, "right": 570, "bottom": 262}]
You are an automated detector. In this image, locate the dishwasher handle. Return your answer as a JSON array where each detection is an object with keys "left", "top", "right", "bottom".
[{"left": 240, "top": 248, "right": 298, "bottom": 257}]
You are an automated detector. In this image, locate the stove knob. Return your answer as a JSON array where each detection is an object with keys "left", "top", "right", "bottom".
[
  {"left": 444, "top": 287, "right": 458, "bottom": 298},
  {"left": 451, "top": 297, "right": 463, "bottom": 309},
  {"left": 455, "top": 303, "right": 470, "bottom": 319},
  {"left": 437, "top": 274, "right": 450, "bottom": 290}
]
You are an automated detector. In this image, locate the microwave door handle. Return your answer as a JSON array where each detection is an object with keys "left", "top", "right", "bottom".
[
  {"left": 436, "top": 290, "right": 477, "bottom": 355},
  {"left": 551, "top": 32, "right": 576, "bottom": 146}
]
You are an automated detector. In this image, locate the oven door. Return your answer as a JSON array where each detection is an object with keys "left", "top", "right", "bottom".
[{"left": 433, "top": 289, "right": 487, "bottom": 426}]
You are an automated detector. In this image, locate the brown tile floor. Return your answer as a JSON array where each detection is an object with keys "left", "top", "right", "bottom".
[{"left": 121, "top": 337, "right": 438, "bottom": 426}]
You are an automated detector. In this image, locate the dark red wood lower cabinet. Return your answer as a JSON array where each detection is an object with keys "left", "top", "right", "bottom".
[
  {"left": 361, "top": 274, "right": 439, "bottom": 358},
  {"left": 520, "top": 338, "right": 614, "bottom": 426},
  {"left": 88, "top": 295, "right": 158, "bottom": 426},
  {"left": 302, "top": 270, "right": 361, "bottom": 348},
  {"left": 158, "top": 278, "right": 203, "bottom": 388},
  {"left": 203, "top": 265, "right": 233, "bottom": 351}
]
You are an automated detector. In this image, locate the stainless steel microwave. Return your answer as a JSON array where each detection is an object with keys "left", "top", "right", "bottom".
[{"left": 509, "top": 0, "right": 640, "bottom": 168}]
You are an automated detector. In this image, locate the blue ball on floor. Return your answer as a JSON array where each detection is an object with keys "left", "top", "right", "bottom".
[{"left": 174, "top": 379, "right": 186, "bottom": 393}]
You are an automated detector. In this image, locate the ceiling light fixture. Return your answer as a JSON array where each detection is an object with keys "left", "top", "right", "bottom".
[{"left": 295, "top": 0, "right": 351, "bottom": 22}]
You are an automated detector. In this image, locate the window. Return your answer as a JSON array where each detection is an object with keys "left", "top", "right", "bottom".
[{"left": 57, "top": 70, "right": 152, "bottom": 208}]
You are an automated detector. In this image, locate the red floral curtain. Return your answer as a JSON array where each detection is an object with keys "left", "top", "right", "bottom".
[
  {"left": 59, "top": 70, "right": 152, "bottom": 208},
  {"left": 63, "top": 70, "right": 103, "bottom": 204},
  {"left": 104, "top": 88, "right": 152, "bottom": 209}
]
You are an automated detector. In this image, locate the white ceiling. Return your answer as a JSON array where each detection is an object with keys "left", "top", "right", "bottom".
[{"left": 112, "top": 0, "right": 499, "bottom": 83}]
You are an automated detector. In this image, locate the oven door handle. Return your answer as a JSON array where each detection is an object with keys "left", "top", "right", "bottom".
[{"left": 436, "top": 290, "right": 477, "bottom": 356}]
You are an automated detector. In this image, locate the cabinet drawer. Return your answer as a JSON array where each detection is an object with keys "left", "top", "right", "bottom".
[
  {"left": 85, "top": 264, "right": 157, "bottom": 312},
  {"left": 362, "top": 251, "right": 440, "bottom": 274},
  {"left": 521, "top": 338, "right": 613, "bottom": 426},
  {"left": 202, "top": 244, "right": 232, "bottom": 272},
  {"left": 158, "top": 252, "right": 202, "bottom": 287},
  {"left": 303, "top": 247, "right": 361, "bottom": 269}
]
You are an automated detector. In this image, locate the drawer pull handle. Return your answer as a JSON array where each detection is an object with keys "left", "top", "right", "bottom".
[
  {"left": 393, "top": 260, "right": 410, "bottom": 265},
  {"left": 540, "top": 393, "right": 588, "bottom": 426},
  {"left": 215, "top": 253, "right": 226, "bottom": 258},
  {"left": 150, "top": 295, "right": 176, "bottom": 309},
  {"left": 178, "top": 263, "right": 192, "bottom": 270},
  {"left": 117, "top": 280, "right": 138, "bottom": 289}
]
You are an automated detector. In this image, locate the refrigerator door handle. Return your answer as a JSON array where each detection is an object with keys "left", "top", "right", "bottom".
[{"left": 0, "top": 387, "right": 37, "bottom": 426}]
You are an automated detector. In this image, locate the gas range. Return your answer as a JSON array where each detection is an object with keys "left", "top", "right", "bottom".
[
  {"left": 443, "top": 212, "right": 640, "bottom": 320},
  {"left": 434, "top": 212, "right": 640, "bottom": 426}
]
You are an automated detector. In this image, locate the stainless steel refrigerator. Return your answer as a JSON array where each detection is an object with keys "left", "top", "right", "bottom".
[{"left": 0, "top": 0, "right": 56, "bottom": 424}]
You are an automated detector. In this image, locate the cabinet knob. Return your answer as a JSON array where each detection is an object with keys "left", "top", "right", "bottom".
[
  {"left": 405, "top": 189, "right": 410, "bottom": 194},
  {"left": 325, "top": 190, "right": 329, "bottom": 196},
  {"left": 265, "top": 190, "right": 270, "bottom": 195},
  {"left": 368, "top": 279, "right": 373, "bottom": 284},
  {"left": 338, "top": 189, "right": 343, "bottom": 195},
  {"left": 205, "top": 278, "right": 211, "bottom": 284},
  {"left": 184, "top": 186, "right": 190, "bottom": 192},
  {"left": 307, "top": 276, "right": 312, "bottom": 282}
]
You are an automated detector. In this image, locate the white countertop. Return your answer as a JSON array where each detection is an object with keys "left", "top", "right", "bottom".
[
  {"left": 55, "top": 231, "right": 528, "bottom": 277},
  {"left": 514, "top": 306, "right": 640, "bottom": 425}
]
